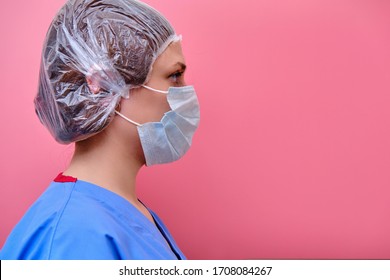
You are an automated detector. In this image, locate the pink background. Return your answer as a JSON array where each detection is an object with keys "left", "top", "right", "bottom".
[{"left": 1, "top": 0, "right": 390, "bottom": 259}]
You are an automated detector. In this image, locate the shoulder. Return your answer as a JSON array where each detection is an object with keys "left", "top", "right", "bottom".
[
  {"left": 0, "top": 182, "right": 73, "bottom": 259},
  {"left": 47, "top": 181, "right": 127, "bottom": 259},
  {"left": 0, "top": 181, "right": 123, "bottom": 260}
]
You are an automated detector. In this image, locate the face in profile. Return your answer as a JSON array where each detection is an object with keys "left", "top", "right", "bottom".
[{"left": 119, "top": 41, "right": 188, "bottom": 126}]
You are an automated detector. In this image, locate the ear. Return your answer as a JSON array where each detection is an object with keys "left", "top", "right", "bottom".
[{"left": 86, "top": 74, "right": 101, "bottom": 94}]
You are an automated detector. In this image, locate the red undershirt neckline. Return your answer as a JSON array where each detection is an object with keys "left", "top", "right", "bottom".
[{"left": 54, "top": 172, "right": 77, "bottom": 183}]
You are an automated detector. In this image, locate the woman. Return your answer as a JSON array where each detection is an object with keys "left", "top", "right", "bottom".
[{"left": 0, "top": 0, "right": 199, "bottom": 260}]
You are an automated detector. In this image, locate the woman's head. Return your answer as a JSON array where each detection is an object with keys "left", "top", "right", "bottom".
[{"left": 35, "top": 0, "right": 180, "bottom": 144}]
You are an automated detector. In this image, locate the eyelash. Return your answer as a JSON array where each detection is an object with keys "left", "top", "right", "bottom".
[{"left": 169, "top": 71, "right": 184, "bottom": 83}]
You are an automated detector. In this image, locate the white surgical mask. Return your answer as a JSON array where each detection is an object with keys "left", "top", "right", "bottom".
[{"left": 115, "top": 84, "right": 200, "bottom": 166}]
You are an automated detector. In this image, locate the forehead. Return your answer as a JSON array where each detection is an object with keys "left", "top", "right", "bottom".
[{"left": 153, "top": 41, "right": 186, "bottom": 70}]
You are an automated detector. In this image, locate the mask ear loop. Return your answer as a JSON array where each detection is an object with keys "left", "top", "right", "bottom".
[
  {"left": 114, "top": 87, "right": 143, "bottom": 127},
  {"left": 115, "top": 85, "right": 171, "bottom": 127},
  {"left": 115, "top": 110, "right": 143, "bottom": 127},
  {"left": 142, "top": 85, "right": 169, "bottom": 94}
]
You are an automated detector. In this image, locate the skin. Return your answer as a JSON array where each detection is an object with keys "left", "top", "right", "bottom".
[{"left": 63, "top": 41, "right": 187, "bottom": 223}]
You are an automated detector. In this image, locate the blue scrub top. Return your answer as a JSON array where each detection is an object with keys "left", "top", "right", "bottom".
[{"left": 0, "top": 175, "right": 186, "bottom": 260}]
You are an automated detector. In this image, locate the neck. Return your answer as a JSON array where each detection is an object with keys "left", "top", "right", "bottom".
[{"left": 63, "top": 131, "right": 144, "bottom": 204}]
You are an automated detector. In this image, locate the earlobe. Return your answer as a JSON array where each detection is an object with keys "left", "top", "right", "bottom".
[{"left": 115, "top": 100, "right": 121, "bottom": 112}]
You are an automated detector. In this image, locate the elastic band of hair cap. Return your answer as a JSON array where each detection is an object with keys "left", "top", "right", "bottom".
[
  {"left": 115, "top": 110, "right": 143, "bottom": 127},
  {"left": 144, "top": 34, "right": 182, "bottom": 85},
  {"left": 155, "top": 34, "right": 182, "bottom": 59}
]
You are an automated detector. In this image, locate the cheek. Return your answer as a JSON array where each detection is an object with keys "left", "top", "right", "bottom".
[
  {"left": 137, "top": 93, "right": 171, "bottom": 123},
  {"left": 151, "top": 96, "right": 171, "bottom": 121}
]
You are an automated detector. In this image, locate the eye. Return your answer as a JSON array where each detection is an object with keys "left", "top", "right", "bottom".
[{"left": 169, "top": 71, "right": 184, "bottom": 85}]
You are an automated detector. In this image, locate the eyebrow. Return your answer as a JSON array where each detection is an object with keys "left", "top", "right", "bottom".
[{"left": 173, "top": 62, "right": 187, "bottom": 72}]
